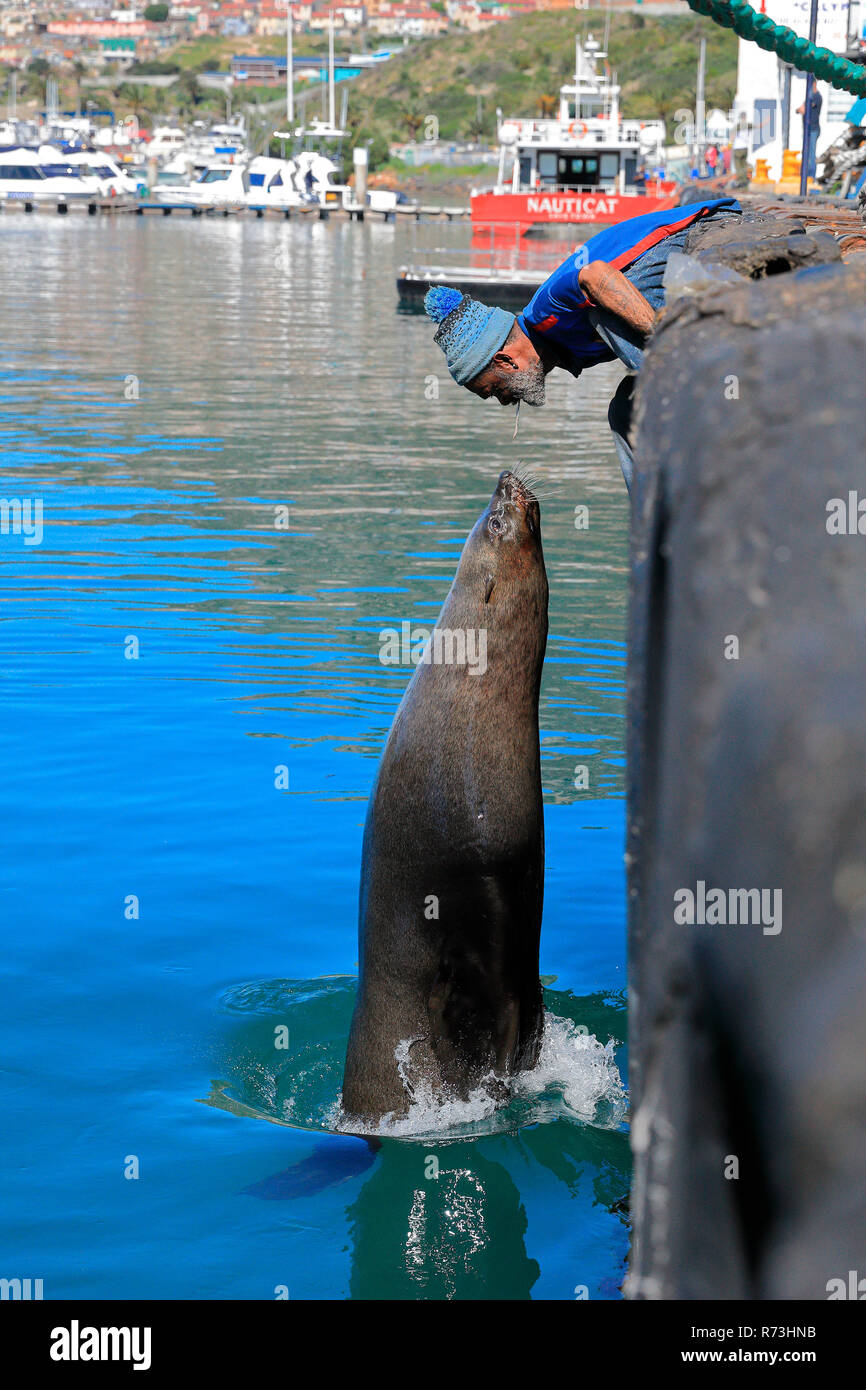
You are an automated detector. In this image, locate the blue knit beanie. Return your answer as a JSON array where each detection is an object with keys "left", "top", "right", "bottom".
[{"left": 424, "top": 286, "right": 515, "bottom": 387}]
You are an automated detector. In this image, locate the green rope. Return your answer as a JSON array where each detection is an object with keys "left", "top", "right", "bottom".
[{"left": 686, "top": 0, "right": 866, "bottom": 96}]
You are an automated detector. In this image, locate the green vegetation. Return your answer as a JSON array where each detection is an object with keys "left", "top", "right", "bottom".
[
  {"left": 343, "top": 10, "right": 737, "bottom": 167},
  {"left": 377, "top": 158, "right": 489, "bottom": 178},
  {"left": 144, "top": 2, "right": 169, "bottom": 20}
]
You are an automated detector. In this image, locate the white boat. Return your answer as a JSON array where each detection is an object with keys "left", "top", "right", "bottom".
[
  {"left": 290, "top": 150, "right": 347, "bottom": 206},
  {"left": 158, "top": 119, "right": 251, "bottom": 179},
  {"left": 147, "top": 126, "right": 187, "bottom": 163},
  {"left": 244, "top": 152, "right": 349, "bottom": 210},
  {"left": 206, "top": 119, "right": 249, "bottom": 161},
  {"left": 44, "top": 146, "right": 142, "bottom": 198},
  {"left": 245, "top": 155, "right": 303, "bottom": 209},
  {"left": 0, "top": 119, "right": 39, "bottom": 147},
  {"left": 40, "top": 115, "right": 98, "bottom": 150},
  {"left": 0, "top": 147, "right": 102, "bottom": 205},
  {"left": 151, "top": 161, "right": 249, "bottom": 208}
]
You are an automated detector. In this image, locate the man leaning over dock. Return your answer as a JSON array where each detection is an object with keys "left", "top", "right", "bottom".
[{"left": 424, "top": 197, "right": 741, "bottom": 491}]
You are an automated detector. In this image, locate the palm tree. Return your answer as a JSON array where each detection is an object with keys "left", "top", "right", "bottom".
[
  {"left": 174, "top": 70, "right": 203, "bottom": 119},
  {"left": 402, "top": 102, "right": 425, "bottom": 141},
  {"left": 648, "top": 78, "right": 681, "bottom": 140},
  {"left": 69, "top": 59, "right": 87, "bottom": 115}
]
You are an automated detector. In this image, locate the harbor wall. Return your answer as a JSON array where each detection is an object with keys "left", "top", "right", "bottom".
[{"left": 625, "top": 219, "right": 866, "bottom": 1298}]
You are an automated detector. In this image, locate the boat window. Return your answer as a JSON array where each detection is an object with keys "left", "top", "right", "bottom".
[
  {"left": 199, "top": 169, "right": 231, "bottom": 183},
  {"left": 42, "top": 164, "right": 81, "bottom": 178},
  {"left": 557, "top": 154, "right": 600, "bottom": 186},
  {"left": 538, "top": 153, "right": 558, "bottom": 180},
  {"left": 0, "top": 165, "right": 44, "bottom": 180},
  {"left": 270, "top": 172, "right": 283, "bottom": 187},
  {"left": 518, "top": 155, "right": 532, "bottom": 186},
  {"left": 249, "top": 172, "right": 266, "bottom": 187},
  {"left": 599, "top": 154, "right": 619, "bottom": 180}
]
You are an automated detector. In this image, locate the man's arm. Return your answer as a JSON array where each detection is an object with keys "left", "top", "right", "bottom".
[{"left": 577, "top": 260, "right": 656, "bottom": 336}]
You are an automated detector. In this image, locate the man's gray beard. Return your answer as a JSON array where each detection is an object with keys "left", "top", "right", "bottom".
[{"left": 505, "top": 365, "right": 546, "bottom": 406}]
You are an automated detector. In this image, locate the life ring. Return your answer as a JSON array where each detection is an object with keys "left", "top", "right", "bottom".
[{"left": 568, "top": 121, "right": 588, "bottom": 138}]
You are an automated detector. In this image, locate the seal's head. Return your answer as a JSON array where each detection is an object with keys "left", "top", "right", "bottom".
[
  {"left": 454, "top": 470, "right": 547, "bottom": 647},
  {"left": 484, "top": 468, "right": 542, "bottom": 554}
]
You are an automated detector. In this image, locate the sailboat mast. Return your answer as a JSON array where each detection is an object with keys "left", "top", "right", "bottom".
[
  {"left": 287, "top": 3, "right": 294, "bottom": 127},
  {"left": 329, "top": 15, "right": 336, "bottom": 130}
]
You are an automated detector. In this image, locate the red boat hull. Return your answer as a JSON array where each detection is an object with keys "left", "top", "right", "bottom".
[{"left": 471, "top": 188, "right": 678, "bottom": 228}]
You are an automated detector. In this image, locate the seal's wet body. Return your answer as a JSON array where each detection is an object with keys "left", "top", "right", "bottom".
[{"left": 342, "top": 471, "right": 548, "bottom": 1123}]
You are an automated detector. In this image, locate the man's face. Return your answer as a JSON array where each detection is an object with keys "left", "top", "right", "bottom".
[{"left": 468, "top": 354, "right": 547, "bottom": 408}]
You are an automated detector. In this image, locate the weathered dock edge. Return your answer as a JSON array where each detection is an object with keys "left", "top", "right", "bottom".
[{"left": 626, "top": 224, "right": 866, "bottom": 1299}]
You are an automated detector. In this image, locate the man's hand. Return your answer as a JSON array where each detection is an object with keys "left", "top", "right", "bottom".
[{"left": 578, "top": 259, "right": 657, "bottom": 336}]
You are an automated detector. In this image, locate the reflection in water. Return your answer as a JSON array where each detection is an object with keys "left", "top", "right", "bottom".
[
  {"left": 211, "top": 976, "right": 630, "bottom": 1297},
  {"left": 348, "top": 1145, "right": 539, "bottom": 1301},
  {"left": 242, "top": 1123, "right": 631, "bottom": 1300}
]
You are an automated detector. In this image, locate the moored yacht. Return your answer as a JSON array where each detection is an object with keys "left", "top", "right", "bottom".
[
  {"left": 243, "top": 153, "right": 348, "bottom": 210},
  {"left": 45, "top": 146, "right": 142, "bottom": 198},
  {"left": 0, "top": 147, "right": 102, "bottom": 205},
  {"left": 151, "top": 161, "right": 249, "bottom": 208}
]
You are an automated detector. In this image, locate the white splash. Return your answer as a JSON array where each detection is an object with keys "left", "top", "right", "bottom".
[
  {"left": 333, "top": 1010, "right": 627, "bottom": 1141},
  {"left": 512, "top": 1013, "right": 627, "bottom": 1125}
]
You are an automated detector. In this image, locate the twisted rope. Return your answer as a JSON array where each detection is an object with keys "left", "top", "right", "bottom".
[{"left": 685, "top": 0, "right": 866, "bottom": 96}]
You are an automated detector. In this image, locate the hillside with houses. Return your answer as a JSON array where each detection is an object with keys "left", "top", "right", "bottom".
[
  {"left": 0, "top": 1, "right": 736, "bottom": 179},
  {"left": 2, "top": 0, "right": 697, "bottom": 73}
]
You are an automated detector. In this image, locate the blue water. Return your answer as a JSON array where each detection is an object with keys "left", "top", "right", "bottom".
[{"left": 1, "top": 214, "right": 630, "bottom": 1299}]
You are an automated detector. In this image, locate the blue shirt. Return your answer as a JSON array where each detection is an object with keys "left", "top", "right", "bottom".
[{"left": 517, "top": 198, "right": 741, "bottom": 375}]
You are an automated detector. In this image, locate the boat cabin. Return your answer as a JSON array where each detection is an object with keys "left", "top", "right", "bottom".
[{"left": 495, "top": 35, "right": 665, "bottom": 198}]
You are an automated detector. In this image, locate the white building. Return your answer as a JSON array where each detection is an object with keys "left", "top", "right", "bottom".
[{"left": 733, "top": 0, "right": 863, "bottom": 178}]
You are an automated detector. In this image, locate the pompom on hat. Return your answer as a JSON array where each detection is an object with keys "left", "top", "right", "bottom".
[{"left": 424, "top": 285, "right": 515, "bottom": 387}]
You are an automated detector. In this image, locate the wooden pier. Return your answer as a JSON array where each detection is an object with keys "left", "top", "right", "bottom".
[{"left": 0, "top": 196, "right": 471, "bottom": 223}]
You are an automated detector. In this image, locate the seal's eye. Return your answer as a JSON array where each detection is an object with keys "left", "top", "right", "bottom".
[{"left": 488, "top": 515, "right": 505, "bottom": 537}]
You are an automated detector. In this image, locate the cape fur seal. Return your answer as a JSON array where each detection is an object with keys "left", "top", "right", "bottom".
[{"left": 342, "top": 470, "right": 548, "bottom": 1123}]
